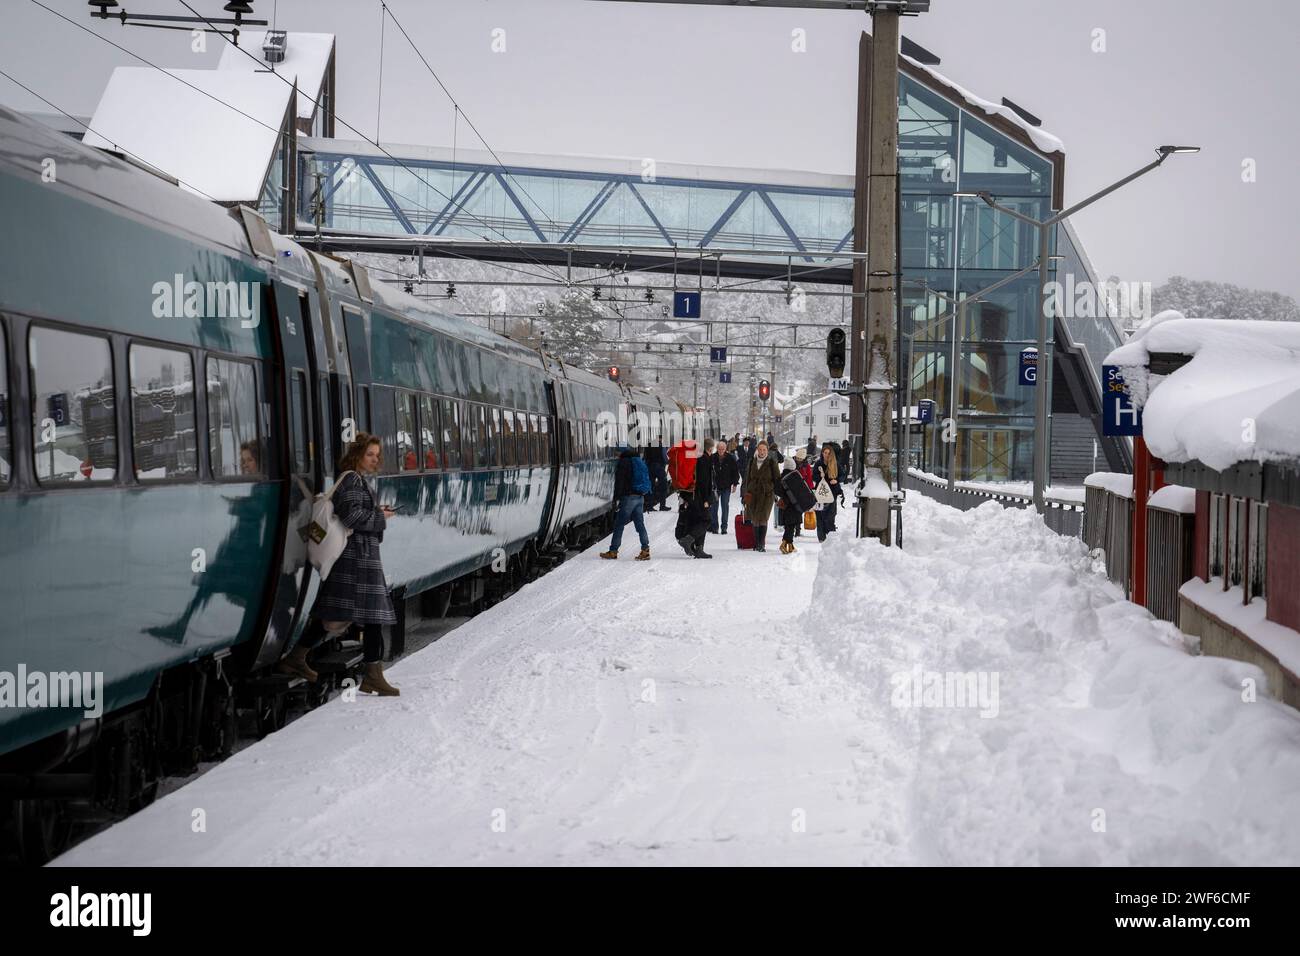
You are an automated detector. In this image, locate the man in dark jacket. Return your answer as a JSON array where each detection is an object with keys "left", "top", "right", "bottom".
[
  {"left": 736, "top": 436, "right": 754, "bottom": 493},
  {"left": 675, "top": 438, "right": 715, "bottom": 557},
  {"left": 711, "top": 440, "right": 740, "bottom": 534},
  {"left": 600, "top": 447, "right": 651, "bottom": 560},
  {"left": 840, "top": 439, "right": 853, "bottom": 481},
  {"left": 643, "top": 443, "right": 670, "bottom": 511}
]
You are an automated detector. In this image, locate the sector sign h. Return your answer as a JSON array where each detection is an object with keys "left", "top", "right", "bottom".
[{"left": 1102, "top": 365, "right": 1142, "bottom": 437}]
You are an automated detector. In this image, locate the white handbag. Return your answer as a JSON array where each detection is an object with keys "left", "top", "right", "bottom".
[
  {"left": 303, "top": 471, "right": 356, "bottom": 581},
  {"left": 814, "top": 477, "right": 835, "bottom": 504}
]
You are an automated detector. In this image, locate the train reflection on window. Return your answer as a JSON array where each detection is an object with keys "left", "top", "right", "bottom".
[
  {"left": 501, "top": 409, "right": 515, "bottom": 468},
  {"left": 130, "top": 344, "right": 198, "bottom": 481},
  {"left": 441, "top": 398, "right": 461, "bottom": 470},
  {"left": 397, "top": 390, "right": 418, "bottom": 472},
  {"left": 30, "top": 325, "right": 117, "bottom": 483},
  {"left": 419, "top": 393, "right": 439, "bottom": 470},
  {"left": 208, "top": 357, "right": 262, "bottom": 478}
]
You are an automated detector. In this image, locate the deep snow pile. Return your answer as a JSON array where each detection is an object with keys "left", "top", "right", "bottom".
[
  {"left": 53, "top": 496, "right": 1300, "bottom": 866},
  {"left": 794, "top": 495, "right": 1300, "bottom": 865}
]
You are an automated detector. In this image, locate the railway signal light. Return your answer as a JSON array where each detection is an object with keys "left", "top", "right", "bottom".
[
  {"left": 607, "top": 366, "right": 620, "bottom": 382},
  {"left": 757, "top": 380, "right": 771, "bottom": 403},
  {"left": 826, "top": 328, "right": 846, "bottom": 379}
]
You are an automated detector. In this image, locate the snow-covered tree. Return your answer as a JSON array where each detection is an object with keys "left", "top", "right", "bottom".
[{"left": 1151, "top": 276, "right": 1300, "bottom": 322}]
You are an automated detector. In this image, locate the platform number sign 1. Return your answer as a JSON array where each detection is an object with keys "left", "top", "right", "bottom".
[
  {"left": 1018, "top": 347, "right": 1038, "bottom": 386},
  {"left": 673, "top": 291, "right": 701, "bottom": 319},
  {"left": 710, "top": 346, "right": 727, "bottom": 363},
  {"left": 719, "top": 371, "right": 732, "bottom": 384},
  {"left": 1102, "top": 365, "right": 1142, "bottom": 436}
]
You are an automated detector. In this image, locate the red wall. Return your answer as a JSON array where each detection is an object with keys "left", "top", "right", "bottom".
[
  {"left": 1267, "top": 502, "right": 1300, "bottom": 632},
  {"left": 1194, "top": 490, "right": 1210, "bottom": 582}
]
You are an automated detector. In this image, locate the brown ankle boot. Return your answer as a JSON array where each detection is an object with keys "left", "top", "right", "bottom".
[
  {"left": 635, "top": 548, "right": 650, "bottom": 561},
  {"left": 360, "top": 662, "right": 400, "bottom": 696},
  {"left": 277, "top": 645, "right": 318, "bottom": 683}
]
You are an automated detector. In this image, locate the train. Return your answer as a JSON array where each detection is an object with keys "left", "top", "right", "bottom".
[{"left": 0, "top": 106, "right": 721, "bottom": 862}]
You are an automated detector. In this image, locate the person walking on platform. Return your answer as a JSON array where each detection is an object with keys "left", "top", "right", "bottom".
[
  {"left": 812, "top": 443, "right": 844, "bottom": 543},
  {"left": 644, "top": 442, "right": 671, "bottom": 511},
  {"left": 742, "top": 440, "right": 781, "bottom": 553},
  {"left": 675, "top": 489, "right": 713, "bottom": 559},
  {"left": 793, "top": 447, "right": 813, "bottom": 537},
  {"left": 601, "top": 445, "right": 652, "bottom": 561},
  {"left": 777, "top": 456, "right": 817, "bottom": 554},
  {"left": 711, "top": 439, "right": 739, "bottom": 534},
  {"left": 840, "top": 439, "right": 853, "bottom": 482},
  {"left": 806, "top": 435, "right": 818, "bottom": 461},
  {"left": 283, "top": 433, "right": 400, "bottom": 696}
]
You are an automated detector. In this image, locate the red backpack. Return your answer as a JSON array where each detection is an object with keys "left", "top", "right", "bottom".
[{"left": 668, "top": 440, "right": 699, "bottom": 491}]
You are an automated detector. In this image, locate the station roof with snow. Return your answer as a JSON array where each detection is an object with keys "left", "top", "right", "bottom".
[{"left": 1107, "top": 313, "right": 1300, "bottom": 473}]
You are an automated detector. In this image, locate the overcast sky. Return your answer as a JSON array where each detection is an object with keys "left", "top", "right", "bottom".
[{"left": 4, "top": 0, "right": 1297, "bottom": 300}]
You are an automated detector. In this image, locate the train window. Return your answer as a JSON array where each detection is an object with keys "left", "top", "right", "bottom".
[
  {"left": 30, "top": 326, "right": 117, "bottom": 483},
  {"left": 502, "top": 410, "right": 517, "bottom": 467},
  {"left": 396, "top": 390, "right": 418, "bottom": 472},
  {"left": 531, "top": 414, "right": 542, "bottom": 465},
  {"left": 357, "top": 386, "right": 372, "bottom": 434},
  {"left": 0, "top": 325, "right": 8, "bottom": 487},
  {"left": 479, "top": 405, "right": 494, "bottom": 469},
  {"left": 287, "top": 369, "right": 310, "bottom": 476},
  {"left": 129, "top": 344, "right": 197, "bottom": 481},
  {"left": 489, "top": 407, "right": 503, "bottom": 467},
  {"left": 461, "top": 402, "right": 479, "bottom": 469},
  {"left": 206, "top": 357, "right": 262, "bottom": 478},
  {"left": 441, "top": 399, "right": 462, "bottom": 470},
  {"left": 419, "top": 394, "right": 440, "bottom": 470}
]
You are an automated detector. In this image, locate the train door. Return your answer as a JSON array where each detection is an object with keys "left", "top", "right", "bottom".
[
  {"left": 342, "top": 306, "right": 372, "bottom": 440},
  {"left": 253, "top": 279, "right": 323, "bottom": 670},
  {"left": 540, "top": 377, "right": 568, "bottom": 548}
]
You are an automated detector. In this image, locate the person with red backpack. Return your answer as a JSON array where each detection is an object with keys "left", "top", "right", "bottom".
[
  {"left": 673, "top": 437, "right": 715, "bottom": 558},
  {"left": 600, "top": 444, "right": 653, "bottom": 560}
]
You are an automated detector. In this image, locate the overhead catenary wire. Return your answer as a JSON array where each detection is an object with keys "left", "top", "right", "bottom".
[
  {"left": 28, "top": 0, "right": 570, "bottom": 286},
  {"left": 170, "top": 0, "right": 570, "bottom": 284}
]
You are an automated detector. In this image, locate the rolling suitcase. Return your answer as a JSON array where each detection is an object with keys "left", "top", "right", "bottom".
[{"left": 734, "top": 514, "right": 755, "bottom": 550}]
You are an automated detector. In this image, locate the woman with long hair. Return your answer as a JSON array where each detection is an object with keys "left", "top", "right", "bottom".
[
  {"left": 811, "top": 443, "right": 843, "bottom": 544},
  {"left": 278, "top": 433, "right": 401, "bottom": 696}
]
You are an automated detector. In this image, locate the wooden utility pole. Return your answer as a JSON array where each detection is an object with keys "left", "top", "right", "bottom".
[{"left": 855, "top": 12, "right": 901, "bottom": 543}]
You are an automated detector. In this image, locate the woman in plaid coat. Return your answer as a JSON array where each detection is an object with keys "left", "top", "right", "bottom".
[{"left": 279, "top": 434, "right": 401, "bottom": 696}]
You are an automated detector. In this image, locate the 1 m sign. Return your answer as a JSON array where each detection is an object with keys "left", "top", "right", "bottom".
[{"left": 1102, "top": 365, "right": 1142, "bottom": 436}]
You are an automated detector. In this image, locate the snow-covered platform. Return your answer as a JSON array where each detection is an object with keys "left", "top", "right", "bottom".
[{"left": 56, "top": 498, "right": 1300, "bottom": 866}]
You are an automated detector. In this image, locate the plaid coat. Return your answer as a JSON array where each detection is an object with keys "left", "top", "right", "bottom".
[{"left": 312, "top": 472, "right": 396, "bottom": 626}]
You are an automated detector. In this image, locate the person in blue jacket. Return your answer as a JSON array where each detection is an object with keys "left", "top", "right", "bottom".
[{"left": 601, "top": 445, "right": 652, "bottom": 560}]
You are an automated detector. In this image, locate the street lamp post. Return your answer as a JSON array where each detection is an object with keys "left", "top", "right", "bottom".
[{"left": 954, "top": 144, "right": 1199, "bottom": 511}]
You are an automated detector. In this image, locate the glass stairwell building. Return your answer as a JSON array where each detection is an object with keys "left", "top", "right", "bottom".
[{"left": 895, "top": 53, "right": 1131, "bottom": 483}]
